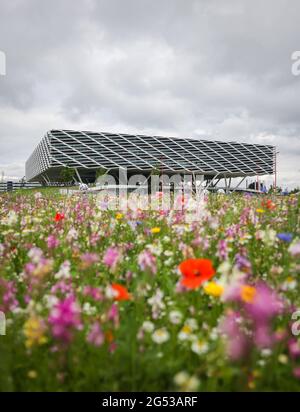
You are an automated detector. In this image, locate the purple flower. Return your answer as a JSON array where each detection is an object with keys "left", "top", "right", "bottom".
[
  {"left": 235, "top": 253, "right": 252, "bottom": 273},
  {"left": 217, "top": 239, "right": 228, "bottom": 261},
  {"left": 277, "top": 233, "right": 293, "bottom": 242},
  {"left": 138, "top": 249, "right": 157, "bottom": 275}
]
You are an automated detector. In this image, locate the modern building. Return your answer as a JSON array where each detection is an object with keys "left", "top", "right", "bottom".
[{"left": 25, "top": 129, "right": 276, "bottom": 189}]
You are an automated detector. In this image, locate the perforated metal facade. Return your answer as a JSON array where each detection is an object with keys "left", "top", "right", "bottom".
[{"left": 25, "top": 129, "right": 275, "bottom": 182}]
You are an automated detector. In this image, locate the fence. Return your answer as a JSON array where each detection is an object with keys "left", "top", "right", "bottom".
[{"left": 0, "top": 181, "right": 42, "bottom": 192}]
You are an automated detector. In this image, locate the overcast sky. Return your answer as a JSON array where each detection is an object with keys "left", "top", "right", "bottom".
[{"left": 0, "top": 0, "right": 300, "bottom": 188}]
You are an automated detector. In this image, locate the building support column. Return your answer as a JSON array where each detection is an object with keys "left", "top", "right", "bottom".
[{"left": 75, "top": 168, "right": 83, "bottom": 184}]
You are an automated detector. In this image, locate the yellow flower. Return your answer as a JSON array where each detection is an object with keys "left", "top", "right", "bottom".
[
  {"left": 241, "top": 285, "right": 256, "bottom": 303},
  {"left": 151, "top": 227, "right": 161, "bottom": 234},
  {"left": 23, "top": 316, "right": 48, "bottom": 348},
  {"left": 116, "top": 213, "right": 123, "bottom": 220},
  {"left": 203, "top": 281, "right": 224, "bottom": 297},
  {"left": 256, "top": 208, "right": 265, "bottom": 213},
  {"left": 27, "top": 370, "right": 38, "bottom": 379}
]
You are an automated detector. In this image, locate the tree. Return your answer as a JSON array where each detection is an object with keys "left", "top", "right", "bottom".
[
  {"left": 59, "top": 167, "right": 75, "bottom": 184},
  {"left": 95, "top": 168, "right": 107, "bottom": 180}
]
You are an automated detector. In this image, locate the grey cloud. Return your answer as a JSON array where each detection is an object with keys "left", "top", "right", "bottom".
[{"left": 0, "top": 0, "right": 300, "bottom": 188}]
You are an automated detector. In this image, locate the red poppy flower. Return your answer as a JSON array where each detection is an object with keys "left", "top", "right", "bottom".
[
  {"left": 179, "top": 258, "right": 215, "bottom": 289},
  {"left": 111, "top": 283, "right": 131, "bottom": 301},
  {"left": 55, "top": 212, "right": 65, "bottom": 222},
  {"left": 261, "top": 199, "right": 275, "bottom": 210}
]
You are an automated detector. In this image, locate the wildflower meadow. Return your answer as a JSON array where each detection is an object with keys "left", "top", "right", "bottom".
[{"left": 0, "top": 189, "right": 300, "bottom": 391}]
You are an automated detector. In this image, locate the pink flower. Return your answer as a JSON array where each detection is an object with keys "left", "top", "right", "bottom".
[
  {"left": 87, "top": 322, "right": 104, "bottom": 347},
  {"left": 288, "top": 339, "right": 300, "bottom": 359},
  {"left": 51, "top": 280, "right": 74, "bottom": 295},
  {"left": 47, "top": 235, "right": 59, "bottom": 249},
  {"left": 246, "top": 283, "right": 283, "bottom": 324},
  {"left": 48, "top": 296, "right": 82, "bottom": 343},
  {"left": 83, "top": 286, "right": 103, "bottom": 301},
  {"left": 138, "top": 249, "right": 157, "bottom": 275},
  {"left": 221, "top": 311, "right": 249, "bottom": 360},
  {"left": 293, "top": 367, "right": 300, "bottom": 379},
  {"left": 289, "top": 242, "right": 300, "bottom": 257},
  {"left": 217, "top": 239, "right": 228, "bottom": 261},
  {"left": 0, "top": 278, "right": 19, "bottom": 313},
  {"left": 108, "top": 303, "right": 119, "bottom": 327},
  {"left": 103, "top": 247, "right": 121, "bottom": 271},
  {"left": 222, "top": 282, "right": 285, "bottom": 359},
  {"left": 80, "top": 253, "right": 99, "bottom": 268}
]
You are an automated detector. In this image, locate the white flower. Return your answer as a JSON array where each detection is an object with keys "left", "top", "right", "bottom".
[
  {"left": 82, "top": 302, "right": 96, "bottom": 316},
  {"left": 164, "top": 250, "right": 173, "bottom": 257},
  {"left": 169, "top": 310, "right": 183, "bottom": 325},
  {"left": 152, "top": 328, "right": 170, "bottom": 344},
  {"left": 3, "top": 211, "right": 18, "bottom": 226},
  {"left": 54, "top": 261, "right": 71, "bottom": 280},
  {"left": 34, "top": 192, "right": 42, "bottom": 200},
  {"left": 178, "top": 325, "right": 194, "bottom": 341},
  {"left": 142, "top": 320, "right": 155, "bottom": 333},
  {"left": 105, "top": 285, "right": 117, "bottom": 299},
  {"left": 261, "top": 348, "right": 272, "bottom": 357},
  {"left": 191, "top": 340, "right": 209, "bottom": 355},
  {"left": 185, "top": 318, "right": 198, "bottom": 330},
  {"left": 28, "top": 247, "right": 43, "bottom": 264},
  {"left": 217, "top": 261, "right": 232, "bottom": 277},
  {"left": 257, "top": 229, "right": 277, "bottom": 246},
  {"left": 174, "top": 371, "right": 200, "bottom": 391},
  {"left": 43, "top": 294, "right": 59, "bottom": 309},
  {"left": 148, "top": 289, "right": 165, "bottom": 312},
  {"left": 174, "top": 371, "right": 189, "bottom": 386},
  {"left": 66, "top": 228, "right": 78, "bottom": 242}
]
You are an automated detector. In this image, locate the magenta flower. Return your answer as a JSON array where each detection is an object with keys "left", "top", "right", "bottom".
[
  {"left": 48, "top": 296, "right": 82, "bottom": 343},
  {"left": 0, "top": 278, "right": 19, "bottom": 313}
]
